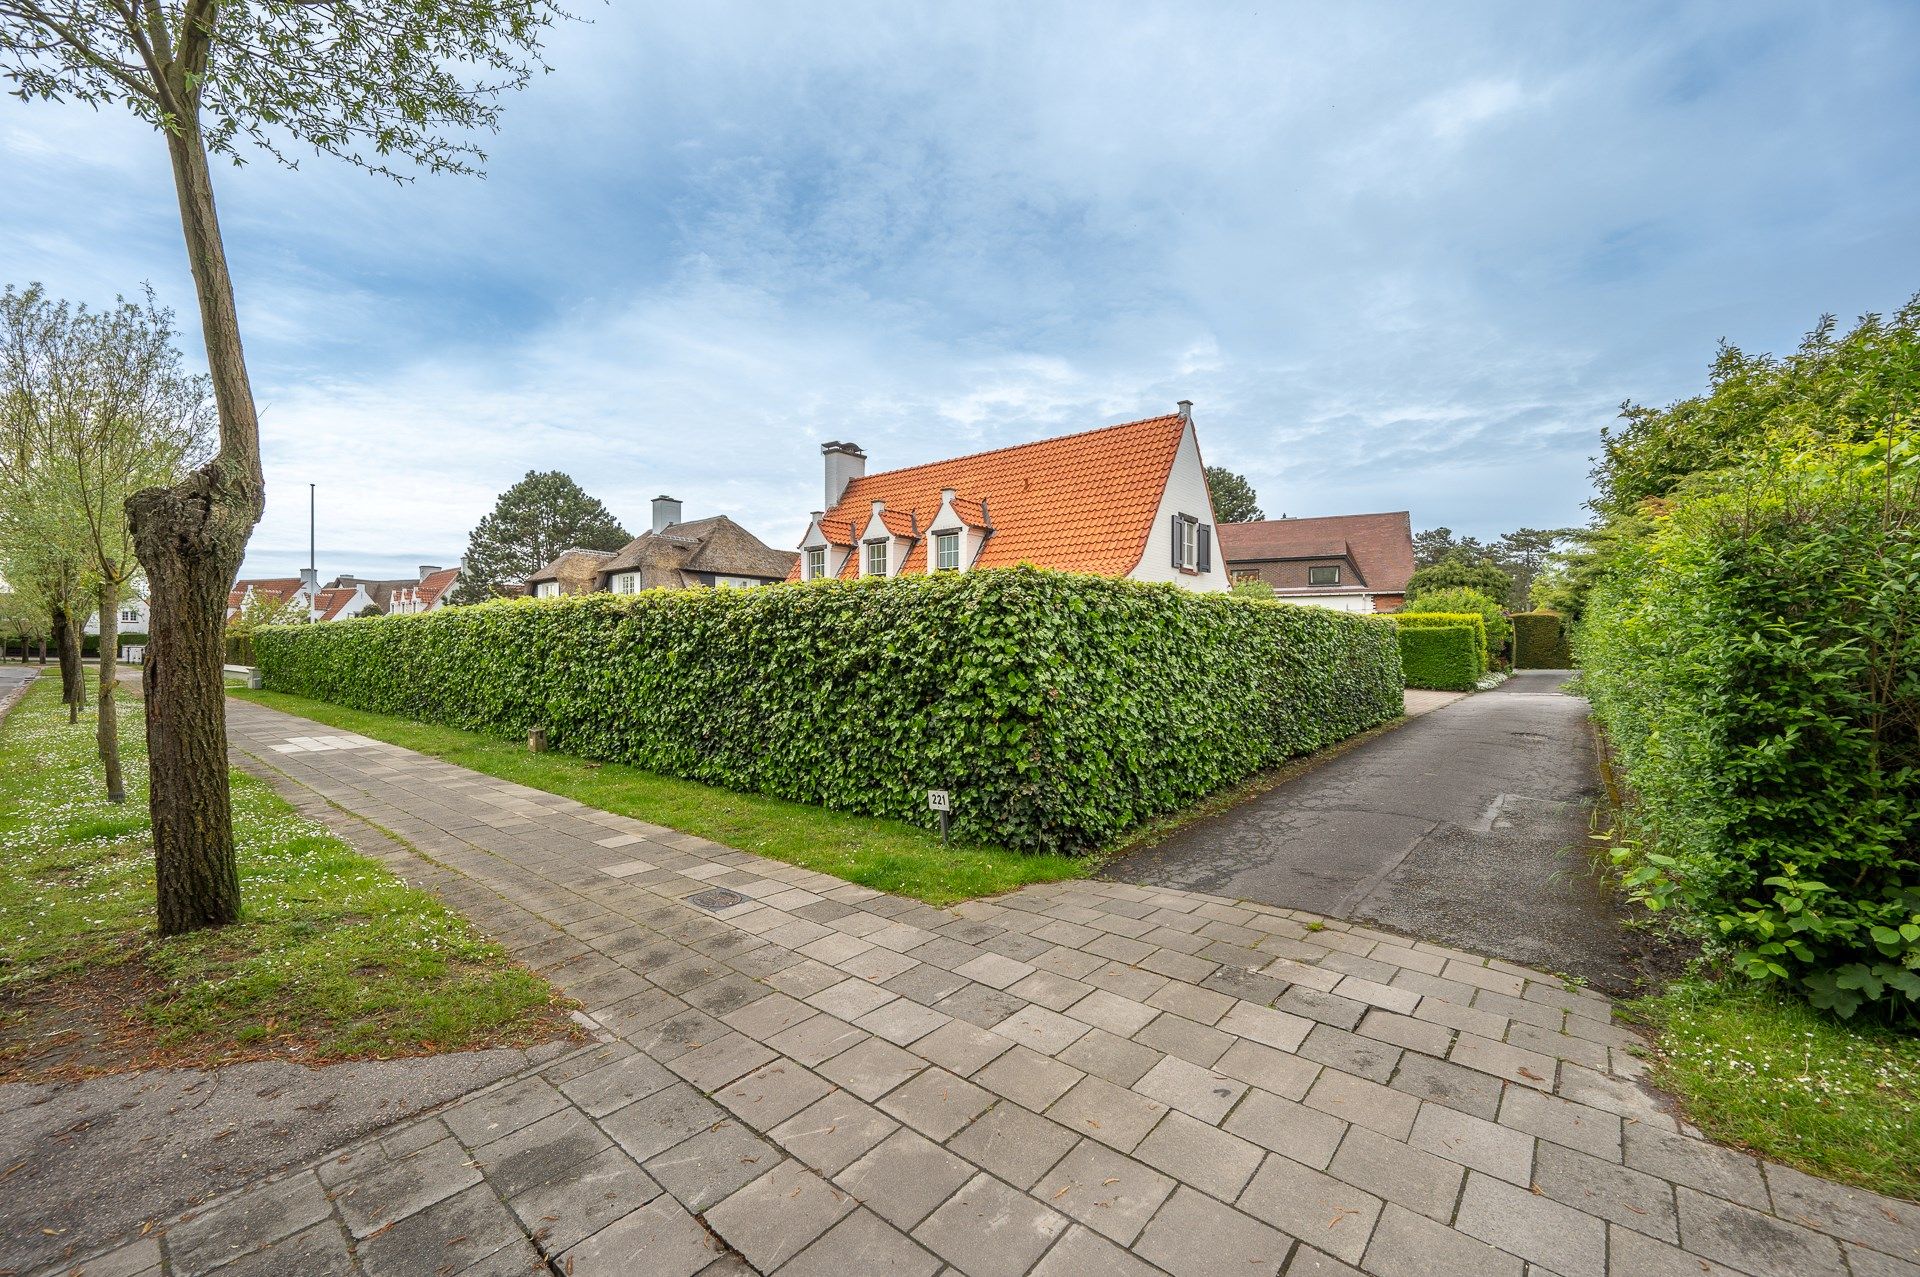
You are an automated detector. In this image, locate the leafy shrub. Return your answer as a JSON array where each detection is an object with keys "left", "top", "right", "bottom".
[
  {"left": 1405, "top": 588, "right": 1510, "bottom": 656},
  {"left": 1579, "top": 437, "right": 1920, "bottom": 1021},
  {"left": 1393, "top": 624, "right": 1480, "bottom": 691},
  {"left": 1510, "top": 612, "right": 1572, "bottom": 669},
  {"left": 256, "top": 567, "right": 1404, "bottom": 855},
  {"left": 1389, "top": 611, "right": 1488, "bottom": 673},
  {"left": 81, "top": 631, "right": 148, "bottom": 657},
  {"left": 1229, "top": 577, "right": 1276, "bottom": 600},
  {"left": 1406, "top": 555, "right": 1514, "bottom": 608}
]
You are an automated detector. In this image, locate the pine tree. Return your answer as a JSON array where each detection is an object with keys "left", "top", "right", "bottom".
[{"left": 454, "top": 471, "right": 630, "bottom": 602}]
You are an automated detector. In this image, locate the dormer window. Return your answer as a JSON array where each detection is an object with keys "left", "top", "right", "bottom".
[
  {"left": 806, "top": 547, "right": 826, "bottom": 580},
  {"left": 933, "top": 530, "right": 960, "bottom": 572},
  {"left": 1309, "top": 565, "right": 1341, "bottom": 585},
  {"left": 613, "top": 573, "right": 638, "bottom": 594},
  {"left": 865, "top": 540, "right": 888, "bottom": 577},
  {"left": 535, "top": 581, "right": 560, "bottom": 598}
]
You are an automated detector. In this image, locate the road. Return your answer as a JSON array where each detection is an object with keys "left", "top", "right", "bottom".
[{"left": 1103, "top": 670, "right": 1639, "bottom": 990}]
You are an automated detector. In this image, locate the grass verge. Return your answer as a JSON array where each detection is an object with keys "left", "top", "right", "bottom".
[
  {"left": 0, "top": 678, "right": 573, "bottom": 1078},
  {"left": 1629, "top": 976, "right": 1920, "bottom": 1201},
  {"left": 230, "top": 688, "right": 1094, "bottom": 906}
]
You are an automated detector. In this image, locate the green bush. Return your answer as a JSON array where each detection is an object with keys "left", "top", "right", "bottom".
[
  {"left": 1511, "top": 612, "right": 1572, "bottom": 669},
  {"left": 1404, "top": 588, "right": 1510, "bottom": 657},
  {"left": 256, "top": 568, "right": 1404, "bottom": 855},
  {"left": 1406, "top": 555, "right": 1513, "bottom": 608},
  {"left": 1389, "top": 611, "right": 1488, "bottom": 673},
  {"left": 1579, "top": 437, "right": 1920, "bottom": 1021},
  {"left": 1393, "top": 624, "right": 1480, "bottom": 691},
  {"left": 81, "top": 631, "right": 148, "bottom": 657}
]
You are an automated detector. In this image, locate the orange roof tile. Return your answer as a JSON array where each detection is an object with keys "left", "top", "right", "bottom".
[{"left": 792, "top": 413, "right": 1188, "bottom": 581}]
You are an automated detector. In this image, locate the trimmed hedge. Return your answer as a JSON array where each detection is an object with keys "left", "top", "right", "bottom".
[
  {"left": 1579, "top": 443, "right": 1919, "bottom": 1019},
  {"left": 1389, "top": 611, "right": 1488, "bottom": 672},
  {"left": 1393, "top": 624, "right": 1480, "bottom": 691},
  {"left": 1511, "top": 611, "right": 1572, "bottom": 669},
  {"left": 256, "top": 567, "right": 1404, "bottom": 854}
]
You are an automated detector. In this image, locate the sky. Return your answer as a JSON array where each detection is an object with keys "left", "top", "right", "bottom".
[{"left": 4, "top": 2, "right": 1918, "bottom": 581}]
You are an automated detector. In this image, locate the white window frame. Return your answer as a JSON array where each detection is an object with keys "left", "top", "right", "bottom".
[
  {"left": 535, "top": 581, "right": 560, "bottom": 598},
  {"left": 805, "top": 547, "right": 826, "bottom": 579},
  {"left": 613, "top": 573, "right": 638, "bottom": 594},
  {"left": 1177, "top": 516, "right": 1198, "bottom": 569},
  {"left": 119, "top": 607, "right": 141, "bottom": 623},
  {"left": 1308, "top": 565, "right": 1341, "bottom": 585},
  {"left": 864, "top": 540, "right": 888, "bottom": 577},
  {"left": 933, "top": 530, "right": 960, "bottom": 572}
]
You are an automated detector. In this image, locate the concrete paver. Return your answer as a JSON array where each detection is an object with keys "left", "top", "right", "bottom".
[{"left": 26, "top": 692, "right": 1915, "bottom": 1277}]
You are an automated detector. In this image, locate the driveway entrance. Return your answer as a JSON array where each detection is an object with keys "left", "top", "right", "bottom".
[{"left": 1103, "top": 671, "right": 1638, "bottom": 990}]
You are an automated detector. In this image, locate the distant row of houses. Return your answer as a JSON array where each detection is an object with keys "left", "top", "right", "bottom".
[
  {"left": 525, "top": 403, "right": 1415, "bottom": 612},
  {"left": 219, "top": 403, "right": 1414, "bottom": 626},
  {"left": 224, "top": 564, "right": 462, "bottom": 625}
]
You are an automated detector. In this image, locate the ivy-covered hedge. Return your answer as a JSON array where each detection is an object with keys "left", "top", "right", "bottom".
[
  {"left": 1511, "top": 611, "right": 1572, "bottom": 669},
  {"left": 1393, "top": 625, "right": 1480, "bottom": 691},
  {"left": 255, "top": 568, "right": 1403, "bottom": 855},
  {"left": 1579, "top": 441, "right": 1919, "bottom": 1020},
  {"left": 1389, "top": 611, "right": 1488, "bottom": 673}
]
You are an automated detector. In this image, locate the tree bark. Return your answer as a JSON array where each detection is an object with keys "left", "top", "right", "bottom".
[
  {"left": 96, "top": 578, "right": 126, "bottom": 804},
  {"left": 53, "top": 605, "right": 84, "bottom": 722},
  {"left": 127, "top": 110, "right": 263, "bottom": 936}
]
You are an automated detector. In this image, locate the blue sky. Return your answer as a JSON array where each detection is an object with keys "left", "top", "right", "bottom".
[{"left": 4, "top": 2, "right": 1918, "bottom": 579}]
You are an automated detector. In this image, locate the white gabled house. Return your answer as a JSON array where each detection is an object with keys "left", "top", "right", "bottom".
[{"left": 792, "top": 403, "right": 1227, "bottom": 591}]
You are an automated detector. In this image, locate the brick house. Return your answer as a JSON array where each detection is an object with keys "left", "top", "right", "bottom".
[
  {"left": 1216, "top": 511, "right": 1416, "bottom": 612},
  {"left": 792, "top": 405, "right": 1227, "bottom": 591},
  {"left": 527, "top": 497, "right": 797, "bottom": 597}
]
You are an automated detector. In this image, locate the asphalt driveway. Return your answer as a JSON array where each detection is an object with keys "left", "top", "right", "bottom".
[{"left": 1103, "top": 670, "right": 1640, "bottom": 990}]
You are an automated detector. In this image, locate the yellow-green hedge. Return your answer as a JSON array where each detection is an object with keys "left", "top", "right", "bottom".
[
  {"left": 255, "top": 568, "right": 1404, "bottom": 854},
  {"left": 1389, "top": 611, "right": 1487, "bottom": 673}
]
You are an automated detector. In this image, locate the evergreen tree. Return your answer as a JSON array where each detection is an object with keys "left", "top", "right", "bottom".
[
  {"left": 1204, "top": 467, "right": 1263, "bottom": 522},
  {"left": 455, "top": 471, "right": 629, "bottom": 602}
]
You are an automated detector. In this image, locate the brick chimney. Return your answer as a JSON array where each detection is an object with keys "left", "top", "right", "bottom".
[
  {"left": 822, "top": 441, "right": 867, "bottom": 508},
  {"left": 652, "top": 495, "right": 683, "bottom": 534}
]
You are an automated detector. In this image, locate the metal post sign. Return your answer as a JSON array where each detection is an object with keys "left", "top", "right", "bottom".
[{"left": 928, "top": 789, "right": 952, "bottom": 845}]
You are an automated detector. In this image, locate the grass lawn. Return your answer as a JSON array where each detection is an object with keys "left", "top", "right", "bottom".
[
  {"left": 1630, "top": 976, "right": 1920, "bottom": 1201},
  {"left": 231, "top": 688, "right": 1094, "bottom": 906},
  {"left": 0, "top": 678, "right": 572, "bottom": 1078}
]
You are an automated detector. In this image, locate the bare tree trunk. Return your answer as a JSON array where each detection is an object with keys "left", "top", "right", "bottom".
[
  {"left": 127, "top": 117, "right": 263, "bottom": 936},
  {"left": 96, "top": 578, "right": 126, "bottom": 803},
  {"left": 53, "top": 606, "right": 84, "bottom": 722}
]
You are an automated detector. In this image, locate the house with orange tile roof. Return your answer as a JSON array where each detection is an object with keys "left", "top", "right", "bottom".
[
  {"left": 225, "top": 577, "right": 310, "bottom": 623},
  {"left": 792, "top": 404, "right": 1227, "bottom": 591},
  {"left": 388, "top": 564, "right": 461, "bottom": 614},
  {"left": 309, "top": 581, "right": 376, "bottom": 621}
]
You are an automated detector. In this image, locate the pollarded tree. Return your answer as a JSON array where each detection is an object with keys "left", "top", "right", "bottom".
[
  {"left": 0, "top": 1, "right": 568, "bottom": 934},
  {"left": 453, "top": 471, "right": 630, "bottom": 602},
  {"left": 1204, "top": 467, "right": 1263, "bottom": 523},
  {"left": 0, "top": 284, "right": 212, "bottom": 802}
]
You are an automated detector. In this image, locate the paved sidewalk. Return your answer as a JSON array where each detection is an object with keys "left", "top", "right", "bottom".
[{"left": 42, "top": 695, "right": 1919, "bottom": 1277}]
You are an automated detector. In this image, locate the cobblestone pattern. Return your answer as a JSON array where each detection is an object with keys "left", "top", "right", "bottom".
[{"left": 40, "top": 697, "right": 1919, "bottom": 1277}]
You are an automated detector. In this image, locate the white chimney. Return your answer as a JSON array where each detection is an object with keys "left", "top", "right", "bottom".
[
  {"left": 1177, "top": 399, "right": 1193, "bottom": 421},
  {"left": 652, "top": 495, "right": 683, "bottom": 534},
  {"left": 823, "top": 441, "right": 867, "bottom": 508}
]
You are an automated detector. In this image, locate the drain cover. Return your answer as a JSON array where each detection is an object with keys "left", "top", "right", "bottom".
[{"left": 688, "top": 887, "right": 749, "bottom": 912}]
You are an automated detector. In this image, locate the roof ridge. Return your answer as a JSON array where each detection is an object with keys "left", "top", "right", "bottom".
[
  {"left": 843, "top": 412, "right": 1183, "bottom": 489},
  {"left": 1238, "top": 510, "right": 1412, "bottom": 523}
]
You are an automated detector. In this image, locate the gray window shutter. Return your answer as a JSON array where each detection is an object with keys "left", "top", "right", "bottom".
[
  {"left": 1198, "top": 524, "right": 1212, "bottom": 572},
  {"left": 1172, "top": 515, "right": 1184, "bottom": 568}
]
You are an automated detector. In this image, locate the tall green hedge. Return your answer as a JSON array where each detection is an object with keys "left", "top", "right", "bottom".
[
  {"left": 1579, "top": 440, "right": 1919, "bottom": 1020},
  {"left": 1392, "top": 625, "right": 1480, "bottom": 691},
  {"left": 255, "top": 568, "right": 1404, "bottom": 854},
  {"left": 1511, "top": 611, "right": 1572, "bottom": 669},
  {"left": 1389, "top": 611, "right": 1487, "bottom": 672}
]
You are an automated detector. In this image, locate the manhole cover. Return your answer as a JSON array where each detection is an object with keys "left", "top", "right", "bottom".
[{"left": 687, "top": 887, "right": 749, "bottom": 912}]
